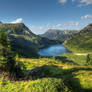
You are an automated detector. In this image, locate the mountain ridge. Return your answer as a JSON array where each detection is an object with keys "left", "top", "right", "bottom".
[
  {"left": 0, "top": 22, "right": 57, "bottom": 57},
  {"left": 40, "top": 29, "right": 79, "bottom": 42},
  {"left": 64, "top": 23, "right": 92, "bottom": 52}
]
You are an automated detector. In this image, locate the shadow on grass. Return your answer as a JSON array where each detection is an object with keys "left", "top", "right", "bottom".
[
  {"left": 29, "top": 65, "right": 92, "bottom": 92},
  {"left": 55, "top": 56, "right": 79, "bottom": 65},
  {"left": 40, "top": 56, "right": 79, "bottom": 65}
]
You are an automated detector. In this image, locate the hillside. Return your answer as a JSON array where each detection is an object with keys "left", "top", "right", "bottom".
[
  {"left": 1, "top": 22, "right": 92, "bottom": 92},
  {"left": 64, "top": 23, "right": 92, "bottom": 52},
  {"left": 40, "top": 29, "right": 78, "bottom": 42},
  {"left": 1, "top": 56, "right": 92, "bottom": 92},
  {"left": 0, "top": 22, "right": 57, "bottom": 58}
]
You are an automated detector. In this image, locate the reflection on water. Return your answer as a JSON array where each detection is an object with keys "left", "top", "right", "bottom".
[{"left": 38, "top": 44, "right": 70, "bottom": 56}]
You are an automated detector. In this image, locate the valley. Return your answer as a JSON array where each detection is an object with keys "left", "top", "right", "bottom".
[
  {"left": 0, "top": 23, "right": 92, "bottom": 92},
  {"left": 0, "top": 0, "right": 92, "bottom": 92}
]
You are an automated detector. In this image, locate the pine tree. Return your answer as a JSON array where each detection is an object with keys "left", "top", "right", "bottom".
[
  {"left": 0, "top": 29, "right": 25, "bottom": 80},
  {"left": 0, "top": 29, "right": 10, "bottom": 70}
]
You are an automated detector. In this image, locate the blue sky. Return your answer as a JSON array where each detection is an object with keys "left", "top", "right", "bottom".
[{"left": 0, "top": 0, "right": 92, "bottom": 34}]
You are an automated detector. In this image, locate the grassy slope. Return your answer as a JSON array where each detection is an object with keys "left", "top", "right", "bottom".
[
  {"left": 1, "top": 23, "right": 92, "bottom": 92},
  {"left": 0, "top": 56, "right": 92, "bottom": 92},
  {"left": 64, "top": 24, "right": 92, "bottom": 53},
  {"left": 61, "top": 53, "right": 87, "bottom": 65},
  {"left": 0, "top": 23, "right": 57, "bottom": 58}
]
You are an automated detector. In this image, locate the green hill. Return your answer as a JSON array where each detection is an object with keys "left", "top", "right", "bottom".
[
  {"left": 64, "top": 23, "right": 92, "bottom": 52},
  {"left": 0, "top": 22, "right": 57, "bottom": 58}
]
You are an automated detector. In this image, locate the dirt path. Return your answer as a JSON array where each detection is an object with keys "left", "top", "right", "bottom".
[{"left": 74, "top": 53, "right": 89, "bottom": 56}]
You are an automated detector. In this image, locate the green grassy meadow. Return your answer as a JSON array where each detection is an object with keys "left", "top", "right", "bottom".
[{"left": 1, "top": 55, "right": 92, "bottom": 92}]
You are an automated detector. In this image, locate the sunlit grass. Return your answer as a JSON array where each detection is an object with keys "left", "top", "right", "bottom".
[
  {"left": 1, "top": 57, "right": 92, "bottom": 92},
  {"left": 62, "top": 53, "right": 87, "bottom": 65}
]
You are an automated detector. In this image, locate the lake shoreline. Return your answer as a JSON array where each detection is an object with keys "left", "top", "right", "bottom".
[{"left": 38, "top": 44, "right": 70, "bottom": 57}]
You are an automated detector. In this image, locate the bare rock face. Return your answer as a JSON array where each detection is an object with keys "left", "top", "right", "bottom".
[{"left": 40, "top": 29, "right": 78, "bottom": 42}]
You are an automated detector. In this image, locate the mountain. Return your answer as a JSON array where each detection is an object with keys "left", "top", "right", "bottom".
[
  {"left": 40, "top": 29, "right": 78, "bottom": 42},
  {"left": 64, "top": 23, "right": 92, "bottom": 52},
  {"left": 0, "top": 22, "right": 57, "bottom": 58}
]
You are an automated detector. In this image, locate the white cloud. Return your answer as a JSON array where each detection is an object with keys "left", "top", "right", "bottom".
[
  {"left": 11, "top": 18, "right": 23, "bottom": 24},
  {"left": 46, "top": 23, "right": 52, "bottom": 28},
  {"left": 30, "top": 22, "right": 80, "bottom": 34},
  {"left": 31, "top": 25, "right": 43, "bottom": 31},
  {"left": 30, "top": 25, "right": 45, "bottom": 34},
  {"left": 81, "top": 14, "right": 92, "bottom": 19},
  {"left": 58, "top": 0, "right": 76, "bottom": 4},
  {"left": 58, "top": 0, "right": 67, "bottom": 4},
  {"left": 53, "top": 24, "right": 63, "bottom": 28},
  {"left": 74, "top": 0, "right": 92, "bottom": 7},
  {"left": 80, "top": 0, "right": 92, "bottom": 5},
  {"left": 64, "top": 22, "right": 80, "bottom": 26},
  {"left": 58, "top": 0, "right": 92, "bottom": 6},
  {"left": 30, "top": 23, "right": 63, "bottom": 34},
  {"left": 71, "top": 0, "right": 75, "bottom": 2}
]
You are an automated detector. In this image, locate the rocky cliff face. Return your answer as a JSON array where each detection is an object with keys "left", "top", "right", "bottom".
[{"left": 40, "top": 29, "right": 78, "bottom": 42}]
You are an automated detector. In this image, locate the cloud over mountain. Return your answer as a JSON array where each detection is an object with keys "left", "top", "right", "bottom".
[
  {"left": 64, "top": 22, "right": 80, "bottom": 26},
  {"left": 11, "top": 18, "right": 23, "bottom": 24}
]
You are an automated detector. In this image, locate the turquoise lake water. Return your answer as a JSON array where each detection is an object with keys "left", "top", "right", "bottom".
[{"left": 38, "top": 44, "right": 70, "bottom": 56}]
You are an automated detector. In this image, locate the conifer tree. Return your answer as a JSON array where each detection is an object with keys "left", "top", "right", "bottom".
[{"left": 0, "top": 29, "right": 25, "bottom": 80}]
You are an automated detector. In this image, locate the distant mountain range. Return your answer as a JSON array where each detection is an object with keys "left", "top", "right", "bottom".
[
  {"left": 1, "top": 21, "right": 91, "bottom": 57},
  {"left": 0, "top": 22, "right": 57, "bottom": 58},
  {"left": 40, "top": 29, "right": 79, "bottom": 42},
  {"left": 64, "top": 23, "right": 92, "bottom": 52}
]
